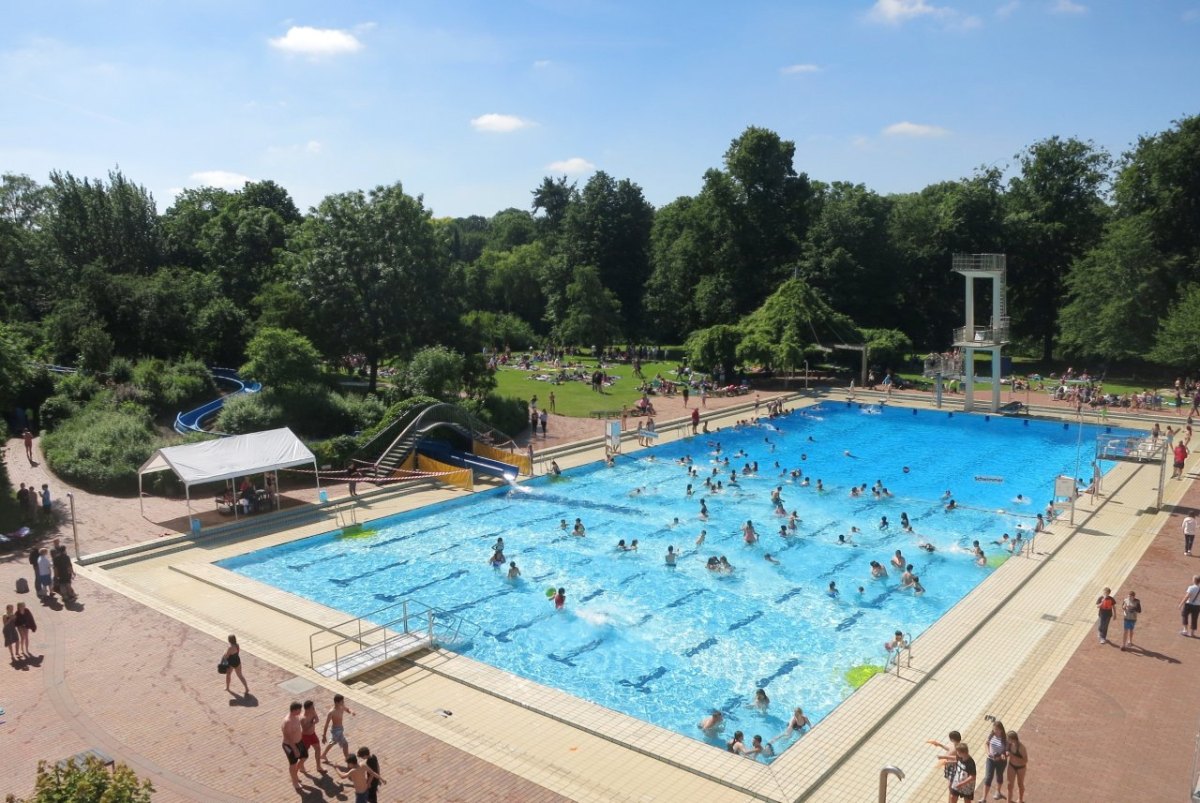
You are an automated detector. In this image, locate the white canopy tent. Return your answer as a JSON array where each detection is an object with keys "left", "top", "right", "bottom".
[{"left": 138, "top": 427, "right": 320, "bottom": 520}]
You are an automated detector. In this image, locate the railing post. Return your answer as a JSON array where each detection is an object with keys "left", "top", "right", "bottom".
[
  {"left": 878, "top": 766, "right": 905, "bottom": 802},
  {"left": 403, "top": 600, "right": 409, "bottom": 634},
  {"left": 428, "top": 610, "right": 435, "bottom": 644}
]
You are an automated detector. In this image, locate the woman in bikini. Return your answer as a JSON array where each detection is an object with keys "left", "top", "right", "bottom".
[
  {"left": 1006, "top": 730, "right": 1028, "bottom": 803},
  {"left": 768, "top": 707, "right": 811, "bottom": 747},
  {"left": 223, "top": 634, "right": 249, "bottom": 694}
]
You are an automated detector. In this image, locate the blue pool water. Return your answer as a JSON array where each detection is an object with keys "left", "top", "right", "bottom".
[{"left": 220, "top": 405, "right": 1131, "bottom": 759}]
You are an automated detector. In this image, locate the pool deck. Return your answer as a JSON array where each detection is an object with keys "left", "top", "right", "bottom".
[{"left": 3, "top": 391, "right": 1195, "bottom": 801}]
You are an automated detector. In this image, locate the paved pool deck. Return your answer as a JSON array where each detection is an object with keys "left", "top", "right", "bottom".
[{"left": 3, "top": 391, "right": 1195, "bottom": 801}]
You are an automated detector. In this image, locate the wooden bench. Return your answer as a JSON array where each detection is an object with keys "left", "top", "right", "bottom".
[{"left": 590, "top": 410, "right": 621, "bottom": 419}]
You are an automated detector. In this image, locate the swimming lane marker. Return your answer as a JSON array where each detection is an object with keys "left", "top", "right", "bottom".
[{"left": 974, "top": 475, "right": 1004, "bottom": 484}]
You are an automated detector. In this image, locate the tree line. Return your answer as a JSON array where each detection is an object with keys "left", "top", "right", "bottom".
[{"left": 2, "top": 115, "right": 1198, "bottom": 408}]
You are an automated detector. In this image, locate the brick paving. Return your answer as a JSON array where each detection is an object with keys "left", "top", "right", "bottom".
[
  {"left": 2, "top": 436, "right": 569, "bottom": 801},
  {"left": 1019, "top": 478, "right": 1200, "bottom": 801}
]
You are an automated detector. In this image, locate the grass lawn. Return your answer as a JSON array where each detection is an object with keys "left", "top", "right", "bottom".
[
  {"left": 493, "top": 359, "right": 694, "bottom": 418},
  {"left": 895, "top": 354, "right": 1175, "bottom": 399}
]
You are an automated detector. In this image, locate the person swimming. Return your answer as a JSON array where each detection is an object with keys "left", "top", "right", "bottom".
[
  {"left": 666, "top": 546, "right": 677, "bottom": 566},
  {"left": 870, "top": 561, "right": 889, "bottom": 579},
  {"left": 550, "top": 461, "right": 561, "bottom": 476},
  {"left": 827, "top": 581, "right": 840, "bottom": 597},
  {"left": 764, "top": 553, "right": 781, "bottom": 565},
  {"left": 743, "top": 520, "right": 759, "bottom": 544},
  {"left": 971, "top": 540, "right": 986, "bottom": 566},
  {"left": 507, "top": 561, "right": 521, "bottom": 580},
  {"left": 945, "top": 498, "right": 957, "bottom": 511},
  {"left": 879, "top": 516, "right": 889, "bottom": 530},
  {"left": 698, "top": 709, "right": 724, "bottom": 734},
  {"left": 891, "top": 549, "right": 906, "bottom": 569},
  {"left": 617, "top": 539, "right": 629, "bottom": 551},
  {"left": 573, "top": 518, "right": 586, "bottom": 536},
  {"left": 696, "top": 529, "right": 707, "bottom": 547},
  {"left": 699, "top": 499, "right": 709, "bottom": 519}
]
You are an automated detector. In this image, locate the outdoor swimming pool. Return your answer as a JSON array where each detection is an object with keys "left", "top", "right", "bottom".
[{"left": 220, "top": 405, "right": 1132, "bottom": 759}]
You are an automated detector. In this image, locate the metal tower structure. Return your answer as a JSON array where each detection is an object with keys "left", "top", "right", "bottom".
[{"left": 952, "top": 253, "right": 1009, "bottom": 413}]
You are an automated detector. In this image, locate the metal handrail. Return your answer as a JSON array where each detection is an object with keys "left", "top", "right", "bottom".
[
  {"left": 309, "top": 597, "right": 481, "bottom": 680},
  {"left": 879, "top": 766, "right": 905, "bottom": 802},
  {"left": 888, "top": 633, "right": 914, "bottom": 675}
]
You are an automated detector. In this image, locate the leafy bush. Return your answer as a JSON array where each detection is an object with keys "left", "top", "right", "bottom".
[
  {"left": 239, "top": 327, "right": 322, "bottom": 388},
  {"left": 398, "top": 345, "right": 466, "bottom": 400},
  {"left": 41, "top": 404, "right": 160, "bottom": 494},
  {"left": 5, "top": 756, "right": 153, "bottom": 803},
  {"left": 55, "top": 372, "right": 102, "bottom": 404},
  {"left": 474, "top": 394, "right": 529, "bottom": 439},
  {"left": 216, "top": 385, "right": 364, "bottom": 439},
  {"left": 132, "top": 358, "right": 216, "bottom": 415},
  {"left": 461, "top": 310, "right": 537, "bottom": 350},
  {"left": 107, "top": 356, "right": 135, "bottom": 383},
  {"left": 339, "top": 393, "right": 388, "bottom": 432},
  {"left": 38, "top": 395, "right": 80, "bottom": 431},
  {"left": 356, "top": 395, "right": 439, "bottom": 446},
  {"left": 309, "top": 435, "right": 360, "bottom": 470}
]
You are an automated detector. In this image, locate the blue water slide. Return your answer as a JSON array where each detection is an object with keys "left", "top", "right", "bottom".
[
  {"left": 174, "top": 367, "right": 263, "bottom": 435},
  {"left": 417, "top": 440, "right": 519, "bottom": 480}
]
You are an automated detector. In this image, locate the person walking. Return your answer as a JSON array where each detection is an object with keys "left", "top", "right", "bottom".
[
  {"left": 39, "top": 484, "right": 51, "bottom": 517},
  {"left": 1096, "top": 587, "right": 1116, "bottom": 644},
  {"left": 1181, "top": 575, "right": 1200, "bottom": 638},
  {"left": 14, "top": 602, "right": 36, "bottom": 659},
  {"left": 3, "top": 604, "right": 18, "bottom": 663},
  {"left": 1184, "top": 511, "right": 1197, "bottom": 556},
  {"left": 22, "top": 427, "right": 34, "bottom": 462},
  {"left": 281, "top": 702, "right": 307, "bottom": 793},
  {"left": 27, "top": 545, "right": 41, "bottom": 596},
  {"left": 223, "top": 635, "right": 249, "bottom": 694},
  {"left": 539, "top": 409, "right": 548, "bottom": 438},
  {"left": 357, "top": 746, "right": 382, "bottom": 803},
  {"left": 1121, "top": 590, "right": 1142, "bottom": 651}
]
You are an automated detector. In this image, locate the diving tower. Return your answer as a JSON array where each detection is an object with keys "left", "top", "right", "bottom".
[{"left": 952, "top": 253, "right": 1009, "bottom": 413}]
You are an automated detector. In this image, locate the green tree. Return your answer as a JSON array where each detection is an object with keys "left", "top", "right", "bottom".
[
  {"left": 1005, "top": 137, "right": 1112, "bottom": 359},
  {"left": 0, "top": 323, "right": 31, "bottom": 410},
  {"left": 531, "top": 176, "right": 576, "bottom": 236},
  {"left": 292, "top": 182, "right": 452, "bottom": 392},
  {"left": 1151, "top": 283, "right": 1200, "bottom": 369},
  {"left": 399, "top": 345, "right": 467, "bottom": 400},
  {"left": 556, "top": 265, "right": 621, "bottom": 347},
  {"left": 561, "top": 171, "right": 654, "bottom": 336},
  {"left": 5, "top": 757, "right": 153, "bottom": 803},
  {"left": 45, "top": 168, "right": 161, "bottom": 279},
  {"left": 736, "top": 278, "right": 857, "bottom": 369},
  {"left": 1058, "top": 214, "right": 1171, "bottom": 361},
  {"left": 240, "top": 327, "right": 322, "bottom": 388},
  {"left": 684, "top": 324, "right": 743, "bottom": 375}
]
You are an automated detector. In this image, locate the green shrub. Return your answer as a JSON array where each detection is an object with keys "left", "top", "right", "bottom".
[
  {"left": 55, "top": 372, "right": 102, "bottom": 404},
  {"left": 215, "top": 392, "right": 284, "bottom": 434},
  {"left": 309, "top": 435, "right": 360, "bottom": 470},
  {"left": 41, "top": 404, "right": 159, "bottom": 494},
  {"left": 338, "top": 392, "right": 388, "bottom": 432},
  {"left": 107, "top": 356, "right": 135, "bottom": 383},
  {"left": 38, "top": 395, "right": 80, "bottom": 431},
  {"left": 474, "top": 393, "right": 529, "bottom": 439},
  {"left": 5, "top": 756, "right": 154, "bottom": 803},
  {"left": 132, "top": 358, "right": 216, "bottom": 415}
]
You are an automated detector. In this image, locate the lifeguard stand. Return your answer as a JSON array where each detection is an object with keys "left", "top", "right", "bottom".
[{"left": 952, "top": 254, "right": 1009, "bottom": 413}]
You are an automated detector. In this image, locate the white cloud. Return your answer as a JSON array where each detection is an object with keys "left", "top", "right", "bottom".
[
  {"left": 996, "top": 1, "right": 1020, "bottom": 17},
  {"left": 780, "top": 63, "right": 821, "bottom": 75},
  {"left": 533, "top": 59, "right": 552, "bottom": 69},
  {"left": 190, "top": 170, "right": 252, "bottom": 190},
  {"left": 470, "top": 113, "right": 535, "bottom": 133},
  {"left": 546, "top": 157, "right": 596, "bottom": 174},
  {"left": 1050, "top": 0, "right": 1087, "bottom": 13},
  {"left": 305, "top": 140, "right": 323, "bottom": 154},
  {"left": 882, "top": 121, "right": 951, "bottom": 137},
  {"left": 867, "top": 0, "right": 979, "bottom": 28},
  {"left": 268, "top": 26, "right": 364, "bottom": 57}
]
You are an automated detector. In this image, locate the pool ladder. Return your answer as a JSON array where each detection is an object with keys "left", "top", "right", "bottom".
[
  {"left": 887, "top": 632, "right": 914, "bottom": 676},
  {"left": 879, "top": 766, "right": 905, "bottom": 802}
]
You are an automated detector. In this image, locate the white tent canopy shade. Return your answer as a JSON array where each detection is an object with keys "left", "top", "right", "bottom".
[{"left": 138, "top": 427, "right": 321, "bottom": 520}]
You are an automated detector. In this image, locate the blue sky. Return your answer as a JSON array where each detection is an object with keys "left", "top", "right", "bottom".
[{"left": 2, "top": 1, "right": 1198, "bottom": 217}]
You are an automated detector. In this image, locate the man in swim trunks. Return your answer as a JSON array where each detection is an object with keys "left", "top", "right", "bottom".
[
  {"left": 337, "top": 754, "right": 385, "bottom": 803},
  {"left": 322, "top": 694, "right": 355, "bottom": 764},
  {"left": 282, "top": 701, "right": 307, "bottom": 791},
  {"left": 301, "top": 700, "right": 324, "bottom": 773}
]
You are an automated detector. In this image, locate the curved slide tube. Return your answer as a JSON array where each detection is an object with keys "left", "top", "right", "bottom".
[
  {"left": 417, "top": 441, "right": 520, "bottom": 480},
  {"left": 174, "top": 367, "right": 263, "bottom": 435}
]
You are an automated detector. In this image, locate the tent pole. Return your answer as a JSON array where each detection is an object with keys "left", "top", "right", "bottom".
[
  {"left": 275, "top": 470, "right": 280, "bottom": 510},
  {"left": 139, "top": 473, "right": 145, "bottom": 516},
  {"left": 186, "top": 484, "right": 192, "bottom": 519}
]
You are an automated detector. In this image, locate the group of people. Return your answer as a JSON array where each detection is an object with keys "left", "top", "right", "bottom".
[
  {"left": 14, "top": 481, "right": 51, "bottom": 519},
  {"left": 2, "top": 601, "right": 37, "bottom": 663},
  {"left": 929, "top": 721, "right": 1028, "bottom": 803},
  {"left": 697, "top": 701, "right": 812, "bottom": 762},
  {"left": 280, "top": 695, "right": 383, "bottom": 800},
  {"left": 27, "top": 539, "right": 77, "bottom": 603}
]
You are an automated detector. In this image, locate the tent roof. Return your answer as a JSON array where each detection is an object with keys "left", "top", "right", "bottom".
[{"left": 139, "top": 428, "right": 316, "bottom": 487}]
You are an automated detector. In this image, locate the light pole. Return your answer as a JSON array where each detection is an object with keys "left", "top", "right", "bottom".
[
  {"left": 66, "top": 492, "right": 80, "bottom": 561},
  {"left": 804, "top": 360, "right": 809, "bottom": 391}
]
